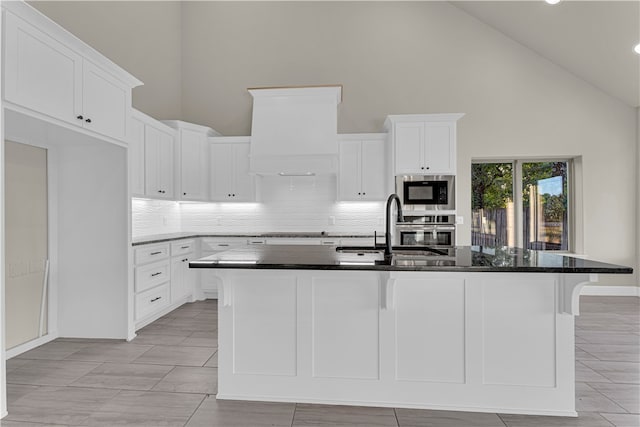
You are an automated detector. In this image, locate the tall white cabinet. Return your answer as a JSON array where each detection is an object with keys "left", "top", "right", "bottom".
[
  {"left": 384, "top": 114, "right": 464, "bottom": 176},
  {"left": 129, "top": 110, "right": 177, "bottom": 199},
  {"left": 209, "top": 137, "right": 255, "bottom": 202},
  {"left": 163, "top": 121, "right": 220, "bottom": 202},
  {"left": 338, "top": 133, "right": 387, "bottom": 201}
]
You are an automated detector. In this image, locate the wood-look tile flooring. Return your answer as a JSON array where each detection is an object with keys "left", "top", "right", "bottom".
[{"left": 4, "top": 296, "right": 638, "bottom": 426}]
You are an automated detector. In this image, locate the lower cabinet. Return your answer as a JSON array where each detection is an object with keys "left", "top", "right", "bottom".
[
  {"left": 133, "top": 239, "right": 196, "bottom": 329},
  {"left": 170, "top": 240, "right": 196, "bottom": 303}
]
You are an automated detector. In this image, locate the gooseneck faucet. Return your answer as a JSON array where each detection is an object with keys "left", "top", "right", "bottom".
[{"left": 385, "top": 194, "right": 404, "bottom": 257}]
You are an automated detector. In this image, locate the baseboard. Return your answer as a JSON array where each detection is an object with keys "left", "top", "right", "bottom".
[
  {"left": 581, "top": 285, "right": 640, "bottom": 297},
  {"left": 5, "top": 332, "right": 59, "bottom": 359}
]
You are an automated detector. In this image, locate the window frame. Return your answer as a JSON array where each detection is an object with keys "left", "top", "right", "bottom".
[{"left": 471, "top": 157, "right": 576, "bottom": 253}]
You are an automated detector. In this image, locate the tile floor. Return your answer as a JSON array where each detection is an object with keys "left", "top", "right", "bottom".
[{"left": 3, "top": 296, "right": 639, "bottom": 426}]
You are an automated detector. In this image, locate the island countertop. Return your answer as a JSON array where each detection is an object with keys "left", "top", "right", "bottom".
[{"left": 188, "top": 244, "right": 633, "bottom": 274}]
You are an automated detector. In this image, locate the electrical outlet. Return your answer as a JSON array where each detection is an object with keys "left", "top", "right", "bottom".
[
  {"left": 329, "top": 216, "right": 336, "bottom": 225},
  {"left": 456, "top": 216, "right": 464, "bottom": 225}
]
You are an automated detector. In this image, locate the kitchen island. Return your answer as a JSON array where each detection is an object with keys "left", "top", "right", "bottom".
[{"left": 190, "top": 245, "right": 632, "bottom": 417}]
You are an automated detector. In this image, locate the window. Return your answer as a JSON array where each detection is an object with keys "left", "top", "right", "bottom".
[{"left": 471, "top": 160, "right": 572, "bottom": 251}]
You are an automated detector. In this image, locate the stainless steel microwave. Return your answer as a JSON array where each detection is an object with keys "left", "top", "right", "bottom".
[{"left": 396, "top": 175, "right": 455, "bottom": 211}]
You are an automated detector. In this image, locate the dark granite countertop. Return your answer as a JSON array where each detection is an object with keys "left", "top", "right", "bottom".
[
  {"left": 188, "top": 244, "right": 633, "bottom": 274},
  {"left": 132, "top": 232, "right": 381, "bottom": 246}
]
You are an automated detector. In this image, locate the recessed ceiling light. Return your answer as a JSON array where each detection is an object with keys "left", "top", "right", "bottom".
[
  {"left": 634, "top": 43, "right": 640, "bottom": 55},
  {"left": 545, "top": 0, "right": 561, "bottom": 4}
]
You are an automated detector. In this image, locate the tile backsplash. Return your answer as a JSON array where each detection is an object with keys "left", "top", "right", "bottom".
[{"left": 132, "top": 176, "right": 386, "bottom": 238}]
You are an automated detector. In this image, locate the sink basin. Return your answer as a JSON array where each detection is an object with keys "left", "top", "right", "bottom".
[{"left": 335, "top": 246, "right": 452, "bottom": 256}]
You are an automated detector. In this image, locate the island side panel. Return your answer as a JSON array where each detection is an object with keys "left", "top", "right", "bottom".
[{"left": 216, "top": 269, "right": 585, "bottom": 416}]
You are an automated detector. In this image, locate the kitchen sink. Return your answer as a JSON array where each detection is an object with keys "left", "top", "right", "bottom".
[{"left": 335, "top": 246, "right": 452, "bottom": 256}]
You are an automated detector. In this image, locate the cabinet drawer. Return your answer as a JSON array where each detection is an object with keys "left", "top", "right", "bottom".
[
  {"left": 171, "top": 239, "right": 195, "bottom": 257},
  {"left": 201, "top": 238, "right": 246, "bottom": 252},
  {"left": 135, "top": 260, "right": 170, "bottom": 293},
  {"left": 134, "top": 243, "right": 170, "bottom": 264},
  {"left": 135, "top": 284, "right": 170, "bottom": 321}
]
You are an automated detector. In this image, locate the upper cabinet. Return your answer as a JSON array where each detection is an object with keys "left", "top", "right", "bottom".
[
  {"left": 210, "top": 137, "right": 255, "bottom": 202},
  {"left": 338, "top": 134, "right": 387, "bottom": 201},
  {"left": 163, "top": 121, "right": 220, "bottom": 202},
  {"left": 384, "top": 114, "right": 464, "bottom": 176},
  {"left": 2, "top": 3, "right": 142, "bottom": 143},
  {"left": 129, "top": 110, "right": 176, "bottom": 199}
]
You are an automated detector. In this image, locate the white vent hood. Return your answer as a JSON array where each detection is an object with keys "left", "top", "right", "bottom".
[{"left": 248, "top": 85, "right": 342, "bottom": 175}]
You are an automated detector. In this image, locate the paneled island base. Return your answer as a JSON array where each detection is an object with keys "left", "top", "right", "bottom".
[{"left": 212, "top": 269, "right": 593, "bottom": 417}]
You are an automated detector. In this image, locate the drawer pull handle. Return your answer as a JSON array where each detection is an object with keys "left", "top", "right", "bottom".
[
  {"left": 218, "top": 244, "right": 229, "bottom": 247},
  {"left": 183, "top": 258, "right": 189, "bottom": 262},
  {"left": 150, "top": 251, "right": 162, "bottom": 255},
  {"left": 150, "top": 296, "right": 162, "bottom": 302},
  {"left": 151, "top": 272, "right": 162, "bottom": 277},
  {"left": 180, "top": 246, "right": 190, "bottom": 249}
]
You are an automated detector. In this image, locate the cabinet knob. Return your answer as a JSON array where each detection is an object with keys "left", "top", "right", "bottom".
[
  {"left": 358, "top": 192, "right": 361, "bottom": 195},
  {"left": 363, "top": 192, "right": 366, "bottom": 195},
  {"left": 228, "top": 194, "right": 231, "bottom": 197},
  {"left": 76, "top": 115, "right": 83, "bottom": 120},
  {"left": 426, "top": 166, "right": 430, "bottom": 170},
  {"left": 421, "top": 167, "right": 425, "bottom": 170},
  {"left": 158, "top": 190, "right": 163, "bottom": 193},
  {"left": 232, "top": 194, "right": 236, "bottom": 197},
  {"left": 183, "top": 192, "right": 187, "bottom": 196},
  {"left": 85, "top": 118, "right": 92, "bottom": 123}
]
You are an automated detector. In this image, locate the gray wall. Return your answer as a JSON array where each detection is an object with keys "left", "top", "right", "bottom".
[
  {"left": 30, "top": 1, "right": 183, "bottom": 120},
  {"left": 29, "top": 1, "right": 638, "bottom": 285}
]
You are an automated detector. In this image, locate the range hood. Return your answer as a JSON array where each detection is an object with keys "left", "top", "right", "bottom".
[{"left": 248, "top": 85, "right": 342, "bottom": 175}]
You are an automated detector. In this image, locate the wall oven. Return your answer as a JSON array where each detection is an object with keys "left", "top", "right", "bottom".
[
  {"left": 396, "top": 175, "right": 455, "bottom": 212},
  {"left": 393, "top": 215, "right": 456, "bottom": 248}
]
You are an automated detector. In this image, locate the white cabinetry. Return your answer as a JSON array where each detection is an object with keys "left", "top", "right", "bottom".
[
  {"left": 3, "top": 6, "right": 141, "bottom": 142},
  {"left": 338, "top": 134, "right": 387, "bottom": 201},
  {"left": 145, "top": 125, "right": 175, "bottom": 199},
  {"left": 163, "top": 121, "right": 220, "bottom": 201},
  {"left": 210, "top": 137, "right": 255, "bottom": 202},
  {"left": 129, "top": 111, "right": 177, "bottom": 199},
  {"left": 133, "top": 239, "right": 196, "bottom": 330},
  {"left": 384, "top": 114, "right": 464, "bottom": 175},
  {"left": 170, "top": 240, "right": 196, "bottom": 303},
  {"left": 133, "top": 243, "right": 171, "bottom": 325}
]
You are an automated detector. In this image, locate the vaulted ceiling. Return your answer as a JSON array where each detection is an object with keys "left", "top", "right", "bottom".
[{"left": 454, "top": 1, "right": 640, "bottom": 108}]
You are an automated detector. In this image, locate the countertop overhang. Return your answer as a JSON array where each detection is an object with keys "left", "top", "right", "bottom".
[{"left": 188, "top": 244, "right": 633, "bottom": 274}]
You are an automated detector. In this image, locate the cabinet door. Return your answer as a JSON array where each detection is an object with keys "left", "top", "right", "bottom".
[
  {"left": 145, "top": 125, "right": 174, "bottom": 198},
  {"left": 157, "top": 129, "right": 175, "bottom": 198},
  {"left": 360, "top": 139, "right": 387, "bottom": 200},
  {"left": 170, "top": 256, "right": 191, "bottom": 303},
  {"left": 394, "top": 122, "right": 424, "bottom": 175},
  {"left": 4, "top": 12, "right": 83, "bottom": 125},
  {"left": 338, "top": 140, "right": 362, "bottom": 201},
  {"left": 424, "top": 123, "right": 455, "bottom": 174},
  {"left": 232, "top": 143, "right": 255, "bottom": 202},
  {"left": 82, "top": 61, "right": 127, "bottom": 140},
  {"left": 210, "top": 143, "right": 234, "bottom": 201},
  {"left": 128, "top": 117, "right": 145, "bottom": 196},
  {"left": 180, "top": 129, "right": 208, "bottom": 201}
]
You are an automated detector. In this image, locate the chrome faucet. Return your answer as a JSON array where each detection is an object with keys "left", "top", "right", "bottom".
[{"left": 385, "top": 194, "right": 404, "bottom": 257}]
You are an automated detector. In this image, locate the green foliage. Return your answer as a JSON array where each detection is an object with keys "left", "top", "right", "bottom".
[
  {"left": 472, "top": 161, "right": 568, "bottom": 223},
  {"left": 471, "top": 163, "right": 513, "bottom": 210}
]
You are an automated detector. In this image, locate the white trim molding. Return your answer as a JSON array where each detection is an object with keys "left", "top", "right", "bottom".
[{"left": 581, "top": 285, "right": 640, "bottom": 297}]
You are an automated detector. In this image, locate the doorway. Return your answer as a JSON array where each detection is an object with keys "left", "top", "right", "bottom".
[{"left": 4, "top": 141, "right": 50, "bottom": 350}]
